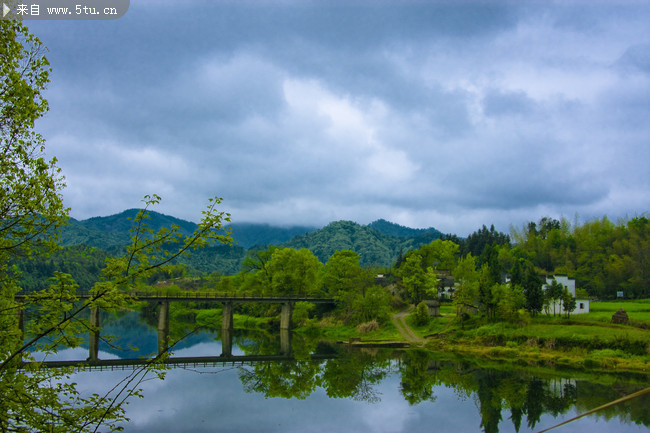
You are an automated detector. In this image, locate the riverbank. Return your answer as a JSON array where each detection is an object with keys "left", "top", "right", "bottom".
[
  {"left": 144, "top": 297, "right": 650, "bottom": 373},
  {"left": 305, "top": 301, "right": 650, "bottom": 374}
]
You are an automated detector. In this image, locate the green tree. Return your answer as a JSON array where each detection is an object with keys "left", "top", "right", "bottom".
[
  {"left": 523, "top": 263, "right": 543, "bottom": 316},
  {"left": 573, "top": 217, "right": 617, "bottom": 298},
  {"left": 323, "top": 250, "right": 374, "bottom": 322},
  {"left": 264, "top": 248, "right": 323, "bottom": 296},
  {"left": 461, "top": 224, "right": 510, "bottom": 258},
  {"left": 0, "top": 18, "right": 65, "bottom": 356},
  {"left": 3, "top": 195, "right": 233, "bottom": 432},
  {"left": 545, "top": 279, "right": 564, "bottom": 316},
  {"left": 353, "top": 285, "right": 391, "bottom": 324},
  {"left": 491, "top": 283, "right": 526, "bottom": 323},
  {"left": 478, "top": 263, "right": 497, "bottom": 319},
  {"left": 400, "top": 254, "right": 427, "bottom": 303},
  {"left": 424, "top": 266, "right": 439, "bottom": 299},
  {"left": 626, "top": 217, "right": 650, "bottom": 298},
  {"left": 561, "top": 287, "right": 576, "bottom": 318},
  {"left": 0, "top": 21, "right": 234, "bottom": 432},
  {"left": 241, "top": 246, "right": 278, "bottom": 277},
  {"left": 509, "top": 258, "right": 524, "bottom": 287},
  {"left": 322, "top": 250, "right": 365, "bottom": 297},
  {"left": 413, "top": 301, "right": 430, "bottom": 326},
  {"left": 416, "top": 239, "right": 459, "bottom": 270},
  {"left": 452, "top": 254, "right": 479, "bottom": 319}
]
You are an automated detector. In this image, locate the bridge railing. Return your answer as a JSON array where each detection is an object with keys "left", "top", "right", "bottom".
[{"left": 15, "top": 290, "right": 336, "bottom": 303}]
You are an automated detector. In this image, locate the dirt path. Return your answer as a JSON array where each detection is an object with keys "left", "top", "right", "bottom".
[{"left": 391, "top": 309, "right": 425, "bottom": 345}]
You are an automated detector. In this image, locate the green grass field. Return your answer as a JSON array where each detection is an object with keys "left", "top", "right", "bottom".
[
  {"left": 587, "top": 300, "right": 650, "bottom": 322},
  {"left": 405, "top": 300, "right": 650, "bottom": 356}
]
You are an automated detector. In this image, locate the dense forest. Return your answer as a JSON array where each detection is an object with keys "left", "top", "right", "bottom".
[
  {"left": 14, "top": 212, "right": 650, "bottom": 312},
  {"left": 14, "top": 212, "right": 443, "bottom": 290}
]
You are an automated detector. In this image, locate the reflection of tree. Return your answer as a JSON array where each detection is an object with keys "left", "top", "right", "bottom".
[
  {"left": 231, "top": 335, "right": 650, "bottom": 430},
  {"left": 237, "top": 333, "right": 328, "bottom": 399},
  {"left": 239, "top": 360, "right": 322, "bottom": 399},
  {"left": 545, "top": 381, "right": 577, "bottom": 417},
  {"left": 476, "top": 371, "right": 503, "bottom": 433},
  {"left": 496, "top": 376, "right": 527, "bottom": 433},
  {"left": 322, "top": 349, "right": 389, "bottom": 403},
  {"left": 433, "top": 361, "right": 579, "bottom": 433},
  {"left": 399, "top": 350, "right": 439, "bottom": 405},
  {"left": 621, "top": 392, "right": 650, "bottom": 427},
  {"left": 576, "top": 382, "right": 650, "bottom": 428},
  {"left": 525, "top": 378, "right": 545, "bottom": 430},
  {"left": 233, "top": 329, "right": 276, "bottom": 355}
]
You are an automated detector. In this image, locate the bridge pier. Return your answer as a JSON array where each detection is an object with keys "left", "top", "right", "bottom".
[
  {"left": 280, "top": 302, "right": 293, "bottom": 331},
  {"left": 157, "top": 301, "right": 170, "bottom": 355},
  {"left": 221, "top": 328, "right": 232, "bottom": 357},
  {"left": 221, "top": 302, "right": 234, "bottom": 356},
  {"left": 280, "top": 329, "right": 292, "bottom": 356},
  {"left": 222, "top": 302, "right": 234, "bottom": 330},
  {"left": 89, "top": 308, "right": 100, "bottom": 361}
]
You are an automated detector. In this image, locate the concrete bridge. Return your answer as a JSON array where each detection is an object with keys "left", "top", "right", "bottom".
[{"left": 15, "top": 291, "right": 336, "bottom": 361}]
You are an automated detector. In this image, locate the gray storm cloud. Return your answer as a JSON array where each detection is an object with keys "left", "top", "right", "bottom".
[{"left": 30, "top": 1, "right": 650, "bottom": 236}]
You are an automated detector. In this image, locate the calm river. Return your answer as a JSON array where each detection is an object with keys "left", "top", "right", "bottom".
[{"left": 43, "top": 312, "right": 650, "bottom": 433}]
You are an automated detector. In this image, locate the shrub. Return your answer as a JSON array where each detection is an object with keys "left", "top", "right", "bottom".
[
  {"left": 515, "top": 309, "right": 531, "bottom": 327},
  {"left": 525, "top": 337, "right": 540, "bottom": 347},
  {"left": 357, "top": 320, "right": 380, "bottom": 333},
  {"left": 544, "top": 338, "right": 556, "bottom": 350},
  {"left": 391, "top": 294, "right": 407, "bottom": 310},
  {"left": 413, "top": 301, "right": 430, "bottom": 326},
  {"left": 488, "top": 347, "right": 518, "bottom": 357},
  {"left": 590, "top": 348, "right": 628, "bottom": 359}
]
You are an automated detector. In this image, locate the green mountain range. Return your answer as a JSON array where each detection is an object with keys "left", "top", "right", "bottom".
[
  {"left": 61, "top": 210, "right": 317, "bottom": 250},
  {"left": 16, "top": 210, "right": 444, "bottom": 291}
]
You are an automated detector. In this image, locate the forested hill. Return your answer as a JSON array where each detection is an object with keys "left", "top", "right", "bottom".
[
  {"left": 61, "top": 210, "right": 318, "bottom": 250},
  {"left": 367, "top": 219, "right": 442, "bottom": 239},
  {"left": 14, "top": 211, "right": 445, "bottom": 291},
  {"left": 282, "top": 220, "right": 442, "bottom": 267}
]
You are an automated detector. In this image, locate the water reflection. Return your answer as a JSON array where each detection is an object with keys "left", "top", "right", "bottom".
[
  {"left": 235, "top": 346, "right": 650, "bottom": 433},
  {"left": 44, "top": 312, "right": 650, "bottom": 433}
]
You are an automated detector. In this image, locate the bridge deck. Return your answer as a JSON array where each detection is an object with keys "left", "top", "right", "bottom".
[{"left": 16, "top": 292, "right": 335, "bottom": 304}]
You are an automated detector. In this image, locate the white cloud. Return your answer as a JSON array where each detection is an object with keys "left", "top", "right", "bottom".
[{"left": 28, "top": 2, "right": 650, "bottom": 235}]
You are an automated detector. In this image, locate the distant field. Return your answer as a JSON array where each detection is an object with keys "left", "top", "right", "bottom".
[{"left": 587, "top": 300, "right": 650, "bottom": 322}]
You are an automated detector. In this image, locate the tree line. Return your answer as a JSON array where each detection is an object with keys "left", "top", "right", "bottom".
[{"left": 178, "top": 215, "right": 649, "bottom": 327}]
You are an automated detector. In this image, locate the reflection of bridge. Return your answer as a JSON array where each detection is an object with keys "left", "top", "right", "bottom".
[
  {"left": 28, "top": 353, "right": 337, "bottom": 372},
  {"left": 15, "top": 292, "right": 336, "bottom": 361}
]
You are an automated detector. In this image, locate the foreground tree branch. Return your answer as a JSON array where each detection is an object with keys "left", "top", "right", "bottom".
[{"left": 0, "top": 20, "right": 233, "bottom": 432}]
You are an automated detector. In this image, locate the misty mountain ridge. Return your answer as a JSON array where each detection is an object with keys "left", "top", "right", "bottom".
[
  {"left": 13, "top": 210, "right": 446, "bottom": 291},
  {"left": 62, "top": 210, "right": 319, "bottom": 250},
  {"left": 32, "top": 210, "right": 447, "bottom": 290},
  {"left": 62, "top": 209, "right": 442, "bottom": 252}
]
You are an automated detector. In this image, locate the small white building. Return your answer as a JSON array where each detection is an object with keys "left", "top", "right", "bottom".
[{"left": 542, "top": 275, "right": 589, "bottom": 315}]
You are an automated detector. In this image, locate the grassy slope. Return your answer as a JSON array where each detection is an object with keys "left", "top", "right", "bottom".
[
  {"left": 168, "top": 298, "right": 650, "bottom": 372},
  {"left": 303, "top": 301, "right": 650, "bottom": 373},
  {"left": 407, "top": 302, "right": 650, "bottom": 373}
]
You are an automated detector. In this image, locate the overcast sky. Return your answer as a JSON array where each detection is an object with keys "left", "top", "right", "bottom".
[{"left": 29, "top": 0, "right": 650, "bottom": 236}]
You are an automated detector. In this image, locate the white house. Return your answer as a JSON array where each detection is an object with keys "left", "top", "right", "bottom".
[{"left": 542, "top": 275, "right": 589, "bottom": 315}]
